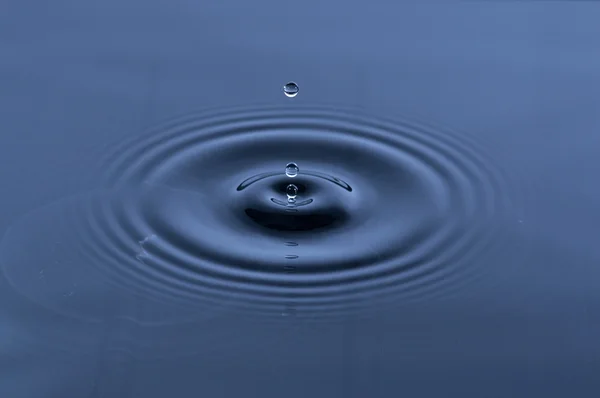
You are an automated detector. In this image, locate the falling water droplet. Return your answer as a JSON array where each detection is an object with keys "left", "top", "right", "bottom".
[
  {"left": 285, "top": 162, "right": 299, "bottom": 178},
  {"left": 283, "top": 82, "right": 299, "bottom": 98},
  {"left": 286, "top": 184, "right": 298, "bottom": 203}
]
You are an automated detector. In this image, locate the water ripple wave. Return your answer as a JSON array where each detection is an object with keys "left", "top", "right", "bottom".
[{"left": 0, "top": 105, "right": 519, "bottom": 319}]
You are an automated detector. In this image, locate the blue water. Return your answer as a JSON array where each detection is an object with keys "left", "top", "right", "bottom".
[{"left": 1, "top": 2, "right": 600, "bottom": 397}]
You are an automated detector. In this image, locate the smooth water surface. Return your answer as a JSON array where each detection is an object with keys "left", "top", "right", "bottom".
[{"left": 1, "top": 1, "right": 600, "bottom": 397}]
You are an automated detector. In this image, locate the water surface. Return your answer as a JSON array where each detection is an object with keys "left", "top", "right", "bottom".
[{"left": 1, "top": 1, "right": 600, "bottom": 397}]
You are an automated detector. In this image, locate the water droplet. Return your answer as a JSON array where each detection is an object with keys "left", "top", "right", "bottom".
[
  {"left": 285, "top": 162, "right": 299, "bottom": 178},
  {"left": 285, "top": 255, "right": 299, "bottom": 260},
  {"left": 283, "top": 82, "right": 299, "bottom": 98},
  {"left": 286, "top": 184, "right": 298, "bottom": 202}
]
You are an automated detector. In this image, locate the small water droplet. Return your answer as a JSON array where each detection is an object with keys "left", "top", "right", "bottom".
[
  {"left": 283, "top": 82, "right": 299, "bottom": 98},
  {"left": 285, "top": 162, "right": 299, "bottom": 178},
  {"left": 286, "top": 184, "right": 298, "bottom": 202}
]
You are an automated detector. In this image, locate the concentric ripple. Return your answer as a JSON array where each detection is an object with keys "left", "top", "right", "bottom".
[{"left": 1, "top": 105, "right": 518, "bottom": 318}]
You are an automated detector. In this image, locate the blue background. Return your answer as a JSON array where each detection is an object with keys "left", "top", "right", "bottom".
[{"left": 1, "top": 1, "right": 600, "bottom": 397}]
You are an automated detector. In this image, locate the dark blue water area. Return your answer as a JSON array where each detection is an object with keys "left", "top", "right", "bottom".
[{"left": 1, "top": 1, "right": 600, "bottom": 397}]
